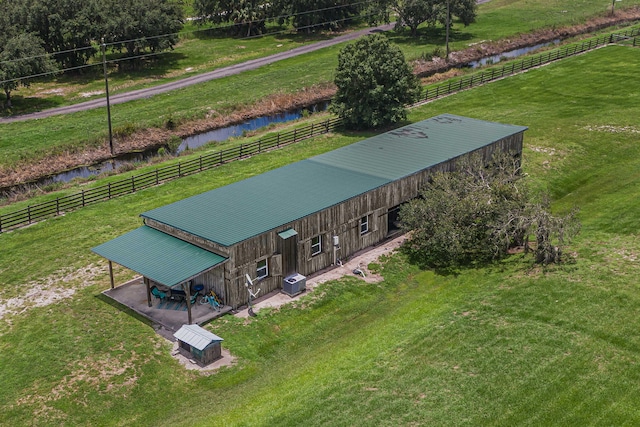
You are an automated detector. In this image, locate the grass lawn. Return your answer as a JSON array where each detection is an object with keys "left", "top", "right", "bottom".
[
  {"left": 0, "top": 45, "right": 639, "bottom": 425},
  {"left": 2, "top": 0, "right": 640, "bottom": 171}
]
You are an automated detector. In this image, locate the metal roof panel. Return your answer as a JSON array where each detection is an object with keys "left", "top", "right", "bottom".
[
  {"left": 141, "top": 114, "right": 527, "bottom": 247},
  {"left": 174, "top": 324, "right": 223, "bottom": 351},
  {"left": 91, "top": 226, "right": 227, "bottom": 287}
]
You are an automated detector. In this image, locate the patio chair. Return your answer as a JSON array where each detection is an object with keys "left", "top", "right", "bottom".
[
  {"left": 189, "top": 292, "right": 199, "bottom": 306},
  {"left": 151, "top": 286, "right": 168, "bottom": 302}
]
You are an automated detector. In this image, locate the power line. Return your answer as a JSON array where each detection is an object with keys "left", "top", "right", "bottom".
[
  {"left": 0, "top": 2, "right": 383, "bottom": 85},
  {"left": 0, "top": 0, "right": 373, "bottom": 68}
]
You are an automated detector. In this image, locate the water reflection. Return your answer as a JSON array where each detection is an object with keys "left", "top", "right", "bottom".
[{"left": 467, "top": 40, "right": 560, "bottom": 68}]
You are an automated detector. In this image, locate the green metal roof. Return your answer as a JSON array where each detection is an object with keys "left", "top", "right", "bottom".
[
  {"left": 91, "top": 226, "right": 227, "bottom": 287},
  {"left": 141, "top": 114, "right": 527, "bottom": 247}
]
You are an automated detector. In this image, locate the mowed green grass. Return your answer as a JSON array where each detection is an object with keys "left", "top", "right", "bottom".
[
  {"left": 1, "top": 46, "right": 640, "bottom": 426},
  {"left": 2, "top": 0, "right": 640, "bottom": 170}
]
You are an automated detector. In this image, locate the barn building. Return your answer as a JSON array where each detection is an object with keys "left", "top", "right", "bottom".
[{"left": 92, "top": 114, "right": 527, "bottom": 325}]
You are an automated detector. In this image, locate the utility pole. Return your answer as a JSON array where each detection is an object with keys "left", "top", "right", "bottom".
[
  {"left": 445, "top": 0, "right": 450, "bottom": 62},
  {"left": 101, "top": 38, "right": 114, "bottom": 157}
]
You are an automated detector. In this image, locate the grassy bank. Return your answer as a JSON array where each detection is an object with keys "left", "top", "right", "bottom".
[
  {"left": 0, "top": 45, "right": 639, "bottom": 425},
  {"left": 1, "top": 1, "right": 640, "bottom": 174}
]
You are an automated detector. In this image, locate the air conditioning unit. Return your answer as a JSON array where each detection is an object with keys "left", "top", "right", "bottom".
[{"left": 282, "top": 273, "right": 306, "bottom": 297}]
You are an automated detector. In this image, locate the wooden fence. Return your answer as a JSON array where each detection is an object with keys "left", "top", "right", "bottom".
[
  {"left": 422, "top": 30, "right": 640, "bottom": 102},
  {"left": 0, "top": 117, "right": 341, "bottom": 232},
  {"left": 1, "top": 29, "right": 638, "bottom": 233}
]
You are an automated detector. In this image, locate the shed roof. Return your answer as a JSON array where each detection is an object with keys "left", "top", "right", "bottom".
[
  {"left": 141, "top": 114, "right": 527, "bottom": 247},
  {"left": 174, "top": 324, "right": 223, "bottom": 351},
  {"left": 91, "top": 226, "right": 227, "bottom": 287}
]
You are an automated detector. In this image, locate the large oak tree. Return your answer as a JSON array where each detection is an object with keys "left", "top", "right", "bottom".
[
  {"left": 330, "top": 34, "right": 421, "bottom": 129},
  {"left": 399, "top": 151, "right": 580, "bottom": 269}
]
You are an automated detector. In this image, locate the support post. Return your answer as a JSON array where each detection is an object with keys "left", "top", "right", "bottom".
[
  {"left": 108, "top": 260, "right": 115, "bottom": 289},
  {"left": 144, "top": 277, "right": 152, "bottom": 307},
  {"left": 184, "top": 282, "right": 193, "bottom": 325}
]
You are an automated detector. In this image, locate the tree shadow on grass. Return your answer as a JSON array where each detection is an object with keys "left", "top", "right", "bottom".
[
  {"left": 0, "top": 94, "right": 65, "bottom": 117},
  {"left": 334, "top": 118, "right": 415, "bottom": 138},
  {"left": 190, "top": 23, "right": 335, "bottom": 43},
  {"left": 110, "top": 51, "right": 189, "bottom": 80},
  {"left": 388, "top": 26, "right": 474, "bottom": 50}
]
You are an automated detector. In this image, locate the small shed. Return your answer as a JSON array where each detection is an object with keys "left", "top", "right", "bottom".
[{"left": 173, "top": 324, "right": 223, "bottom": 366}]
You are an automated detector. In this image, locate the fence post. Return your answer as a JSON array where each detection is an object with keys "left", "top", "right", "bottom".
[
  {"left": 311, "top": 123, "right": 314, "bottom": 136},
  {"left": 294, "top": 129, "right": 297, "bottom": 142},
  {"left": 155, "top": 169, "right": 159, "bottom": 185},
  {"left": 239, "top": 145, "right": 243, "bottom": 158},
  {"left": 82, "top": 191, "right": 85, "bottom": 206},
  {"left": 56, "top": 198, "right": 60, "bottom": 215},
  {"left": 199, "top": 156, "right": 203, "bottom": 171},
  {"left": 325, "top": 119, "right": 329, "bottom": 132},
  {"left": 108, "top": 182, "right": 111, "bottom": 199},
  {"left": 277, "top": 133, "right": 280, "bottom": 147},
  {"left": 28, "top": 206, "right": 32, "bottom": 223},
  {"left": 178, "top": 163, "right": 181, "bottom": 176},
  {"left": 131, "top": 176, "right": 135, "bottom": 193},
  {"left": 219, "top": 151, "right": 223, "bottom": 164},
  {"left": 0, "top": 215, "right": 2, "bottom": 233}
]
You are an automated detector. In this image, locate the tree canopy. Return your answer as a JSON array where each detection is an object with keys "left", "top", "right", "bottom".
[
  {"left": 1, "top": 0, "right": 184, "bottom": 70},
  {"left": 0, "top": 33, "right": 58, "bottom": 108},
  {"left": 193, "top": 0, "right": 271, "bottom": 36},
  {"left": 369, "top": 0, "right": 477, "bottom": 37},
  {"left": 330, "top": 34, "right": 421, "bottom": 130},
  {"left": 399, "top": 151, "right": 580, "bottom": 269},
  {"left": 104, "top": 0, "right": 184, "bottom": 61}
]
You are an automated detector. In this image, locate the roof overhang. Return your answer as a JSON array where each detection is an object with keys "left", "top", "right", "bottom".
[{"left": 92, "top": 226, "right": 227, "bottom": 287}]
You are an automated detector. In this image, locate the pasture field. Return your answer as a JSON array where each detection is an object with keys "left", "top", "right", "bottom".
[
  {"left": 0, "top": 45, "right": 639, "bottom": 425},
  {"left": 1, "top": 1, "right": 640, "bottom": 173}
]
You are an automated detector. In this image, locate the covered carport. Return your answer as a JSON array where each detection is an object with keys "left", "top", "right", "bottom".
[{"left": 92, "top": 225, "right": 227, "bottom": 325}]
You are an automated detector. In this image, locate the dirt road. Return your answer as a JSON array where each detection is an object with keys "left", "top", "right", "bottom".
[{"left": 0, "top": 24, "right": 393, "bottom": 124}]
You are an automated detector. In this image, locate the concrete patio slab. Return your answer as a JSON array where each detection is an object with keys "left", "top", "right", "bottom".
[{"left": 102, "top": 277, "right": 231, "bottom": 332}]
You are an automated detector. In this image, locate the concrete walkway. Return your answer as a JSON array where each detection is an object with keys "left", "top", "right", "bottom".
[{"left": 234, "top": 234, "right": 406, "bottom": 318}]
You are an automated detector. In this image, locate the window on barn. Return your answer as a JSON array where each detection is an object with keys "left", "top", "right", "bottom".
[
  {"left": 360, "top": 215, "right": 370, "bottom": 235},
  {"left": 311, "top": 235, "right": 322, "bottom": 256},
  {"left": 257, "top": 259, "right": 268, "bottom": 279}
]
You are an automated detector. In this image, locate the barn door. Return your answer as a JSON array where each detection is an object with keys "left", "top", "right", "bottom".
[{"left": 278, "top": 229, "right": 299, "bottom": 277}]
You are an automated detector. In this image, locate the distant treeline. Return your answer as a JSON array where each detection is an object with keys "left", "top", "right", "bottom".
[{"left": 0, "top": 0, "right": 184, "bottom": 69}]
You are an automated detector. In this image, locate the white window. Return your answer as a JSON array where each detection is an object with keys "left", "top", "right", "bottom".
[
  {"left": 311, "top": 235, "right": 322, "bottom": 256},
  {"left": 360, "top": 215, "right": 370, "bottom": 235},
  {"left": 256, "top": 259, "right": 268, "bottom": 279}
]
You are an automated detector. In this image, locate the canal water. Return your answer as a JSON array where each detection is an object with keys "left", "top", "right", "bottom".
[
  {"left": 467, "top": 40, "right": 560, "bottom": 68},
  {"left": 5, "top": 41, "right": 564, "bottom": 192}
]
